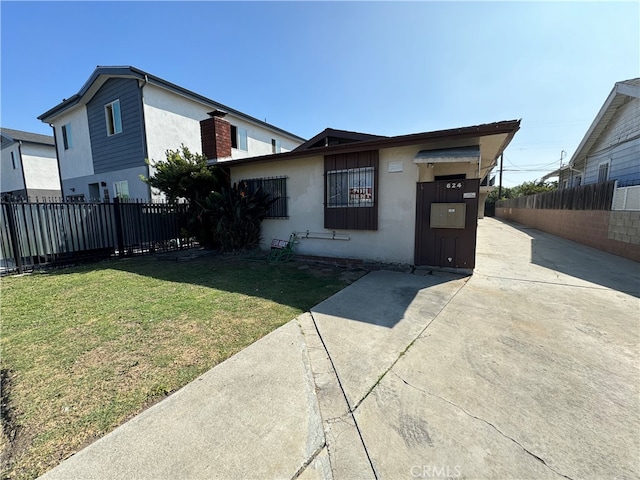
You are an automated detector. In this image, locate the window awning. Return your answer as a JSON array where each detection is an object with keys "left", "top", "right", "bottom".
[{"left": 413, "top": 146, "right": 480, "bottom": 164}]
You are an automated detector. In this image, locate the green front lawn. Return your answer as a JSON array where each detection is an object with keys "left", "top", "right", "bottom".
[{"left": 0, "top": 253, "right": 364, "bottom": 479}]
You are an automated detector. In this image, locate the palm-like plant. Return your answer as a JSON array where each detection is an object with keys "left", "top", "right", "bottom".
[{"left": 198, "top": 183, "right": 277, "bottom": 251}]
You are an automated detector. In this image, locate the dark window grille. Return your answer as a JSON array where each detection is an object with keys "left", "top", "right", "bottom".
[
  {"left": 597, "top": 162, "right": 610, "bottom": 183},
  {"left": 326, "top": 167, "right": 374, "bottom": 208},
  {"left": 240, "top": 176, "right": 288, "bottom": 218}
]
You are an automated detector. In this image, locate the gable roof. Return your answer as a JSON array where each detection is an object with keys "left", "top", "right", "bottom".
[
  {"left": 293, "top": 128, "right": 387, "bottom": 151},
  {"left": 1, "top": 128, "right": 55, "bottom": 147},
  {"left": 568, "top": 78, "right": 640, "bottom": 168},
  {"left": 218, "top": 120, "right": 521, "bottom": 168},
  {"left": 38, "top": 66, "right": 305, "bottom": 142}
]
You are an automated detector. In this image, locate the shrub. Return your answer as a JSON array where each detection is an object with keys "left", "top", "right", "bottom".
[{"left": 198, "top": 183, "right": 276, "bottom": 252}]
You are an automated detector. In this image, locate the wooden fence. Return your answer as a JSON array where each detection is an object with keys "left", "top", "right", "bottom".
[
  {"left": 1, "top": 199, "right": 194, "bottom": 275},
  {"left": 496, "top": 180, "right": 616, "bottom": 211}
]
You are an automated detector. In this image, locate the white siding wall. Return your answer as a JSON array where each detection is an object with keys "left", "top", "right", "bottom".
[
  {"left": 1, "top": 143, "right": 25, "bottom": 193},
  {"left": 54, "top": 106, "right": 94, "bottom": 180},
  {"left": 21, "top": 143, "right": 60, "bottom": 191},
  {"left": 584, "top": 97, "right": 640, "bottom": 184},
  {"left": 230, "top": 145, "right": 422, "bottom": 265}
]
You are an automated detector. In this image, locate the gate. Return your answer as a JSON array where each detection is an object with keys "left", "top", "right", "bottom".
[{"left": 415, "top": 179, "right": 480, "bottom": 269}]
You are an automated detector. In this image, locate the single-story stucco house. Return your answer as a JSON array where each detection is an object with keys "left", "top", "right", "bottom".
[{"left": 206, "top": 120, "right": 520, "bottom": 269}]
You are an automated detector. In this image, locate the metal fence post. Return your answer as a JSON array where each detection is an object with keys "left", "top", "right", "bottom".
[
  {"left": 113, "top": 198, "right": 125, "bottom": 257},
  {"left": 4, "top": 202, "right": 24, "bottom": 274}
]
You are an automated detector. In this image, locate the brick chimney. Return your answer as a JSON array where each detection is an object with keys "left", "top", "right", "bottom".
[{"left": 200, "top": 112, "right": 231, "bottom": 160}]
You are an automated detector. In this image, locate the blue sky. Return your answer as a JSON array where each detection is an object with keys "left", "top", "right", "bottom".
[{"left": 1, "top": 1, "right": 638, "bottom": 187}]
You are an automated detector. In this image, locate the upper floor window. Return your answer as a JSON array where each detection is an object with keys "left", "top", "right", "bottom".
[
  {"left": 230, "top": 125, "right": 248, "bottom": 151},
  {"left": 272, "top": 138, "right": 281, "bottom": 154},
  {"left": 105, "top": 100, "right": 123, "bottom": 136},
  {"left": 597, "top": 161, "right": 609, "bottom": 183},
  {"left": 10, "top": 151, "right": 16, "bottom": 169},
  {"left": 62, "top": 123, "right": 72, "bottom": 150}
]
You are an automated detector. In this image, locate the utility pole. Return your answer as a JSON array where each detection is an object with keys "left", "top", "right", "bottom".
[{"left": 498, "top": 153, "right": 504, "bottom": 199}]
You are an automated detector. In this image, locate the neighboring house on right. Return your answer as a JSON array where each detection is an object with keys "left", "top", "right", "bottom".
[
  {"left": 500, "top": 79, "right": 639, "bottom": 262},
  {"left": 545, "top": 78, "right": 640, "bottom": 189}
]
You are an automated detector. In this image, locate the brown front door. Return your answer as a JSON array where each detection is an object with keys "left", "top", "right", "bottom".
[{"left": 414, "top": 179, "right": 480, "bottom": 268}]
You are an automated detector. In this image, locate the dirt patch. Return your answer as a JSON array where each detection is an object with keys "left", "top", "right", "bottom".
[{"left": 1, "top": 369, "right": 32, "bottom": 477}]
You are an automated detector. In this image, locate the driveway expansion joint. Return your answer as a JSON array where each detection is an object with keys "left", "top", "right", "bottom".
[{"left": 391, "top": 371, "right": 575, "bottom": 480}]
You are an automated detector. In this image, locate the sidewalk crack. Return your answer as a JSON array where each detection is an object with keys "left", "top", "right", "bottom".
[
  {"left": 392, "top": 372, "right": 575, "bottom": 480},
  {"left": 290, "top": 442, "right": 326, "bottom": 480},
  {"left": 351, "top": 278, "right": 469, "bottom": 413},
  {"left": 309, "top": 311, "right": 379, "bottom": 480}
]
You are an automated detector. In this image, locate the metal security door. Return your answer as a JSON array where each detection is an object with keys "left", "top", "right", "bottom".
[{"left": 414, "top": 179, "right": 480, "bottom": 269}]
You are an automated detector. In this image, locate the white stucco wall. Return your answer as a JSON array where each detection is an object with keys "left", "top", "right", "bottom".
[
  {"left": 142, "top": 83, "right": 209, "bottom": 165},
  {"left": 142, "top": 83, "right": 303, "bottom": 168},
  {"left": 21, "top": 143, "right": 61, "bottom": 191},
  {"left": 230, "top": 145, "right": 423, "bottom": 265},
  {"left": 226, "top": 121, "right": 301, "bottom": 160},
  {"left": 62, "top": 165, "right": 150, "bottom": 201},
  {"left": 54, "top": 106, "right": 94, "bottom": 180},
  {"left": 1, "top": 143, "right": 25, "bottom": 193}
]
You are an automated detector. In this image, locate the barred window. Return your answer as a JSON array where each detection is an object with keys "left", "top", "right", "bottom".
[
  {"left": 597, "top": 162, "right": 609, "bottom": 183},
  {"left": 324, "top": 150, "right": 378, "bottom": 230},
  {"left": 326, "top": 167, "right": 374, "bottom": 208},
  {"left": 240, "top": 176, "right": 288, "bottom": 218}
]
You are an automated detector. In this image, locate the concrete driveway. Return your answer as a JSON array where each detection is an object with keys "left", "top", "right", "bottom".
[
  {"left": 41, "top": 217, "right": 639, "bottom": 479},
  {"left": 307, "top": 217, "right": 639, "bottom": 479}
]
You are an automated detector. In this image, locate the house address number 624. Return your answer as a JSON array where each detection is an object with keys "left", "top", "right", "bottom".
[{"left": 446, "top": 182, "right": 463, "bottom": 189}]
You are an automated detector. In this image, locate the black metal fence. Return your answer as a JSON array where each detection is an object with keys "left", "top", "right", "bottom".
[
  {"left": 1, "top": 198, "right": 194, "bottom": 275},
  {"left": 496, "top": 180, "right": 616, "bottom": 211}
]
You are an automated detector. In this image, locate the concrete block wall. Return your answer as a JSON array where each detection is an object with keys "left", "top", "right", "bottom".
[
  {"left": 609, "top": 211, "right": 640, "bottom": 245},
  {"left": 496, "top": 208, "right": 640, "bottom": 262}
]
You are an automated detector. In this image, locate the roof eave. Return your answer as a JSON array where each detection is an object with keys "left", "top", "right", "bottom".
[
  {"left": 568, "top": 80, "right": 638, "bottom": 167},
  {"left": 217, "top": 120, "right": 521, "bottom": 168},
  {"left": 39, "top": 66, "right": 306, "bottom": 142}
]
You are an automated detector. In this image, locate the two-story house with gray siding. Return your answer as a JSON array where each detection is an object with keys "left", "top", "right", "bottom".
[
  {"left": 545, "top": 78, "right": 640, "bottom": 189},
  {"left": 38, "top": 66, "right": 305, "bottom": 202},
  {"left": 1, "top": 128, "right": 61, "bottom": 200}
]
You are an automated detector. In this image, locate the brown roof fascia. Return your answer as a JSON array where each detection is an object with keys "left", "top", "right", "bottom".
[
  {"left": 293, "top": 128, "right": 388, "bottom": 151},
  {"left": 219, "top": 120, "right": 521, "bottom": 168}
]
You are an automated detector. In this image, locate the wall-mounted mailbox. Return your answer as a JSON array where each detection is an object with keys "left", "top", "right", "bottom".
[{"left": 430, "top": 203, "right": 466, "bottom": 229}]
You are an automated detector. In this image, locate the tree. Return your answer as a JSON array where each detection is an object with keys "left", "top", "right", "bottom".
[
  {"left": 141, "top": 145, "right": 228, "bottom": 204},
  {"left": 511, "top": 179, "right": 557, "bottom": 197},
  {"left": 487, "top": 179, "right": 557, "bottom": 203},
  {"left": 142, "top": 147, "right": 275, "bottom": 251},
  {"left": 141, "top": 145, "right": 229, "bottom": 247}
]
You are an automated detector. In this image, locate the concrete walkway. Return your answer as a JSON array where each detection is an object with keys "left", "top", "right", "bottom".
[{"left": 41, "top": 218, "right": 640, "bottom": 479}]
